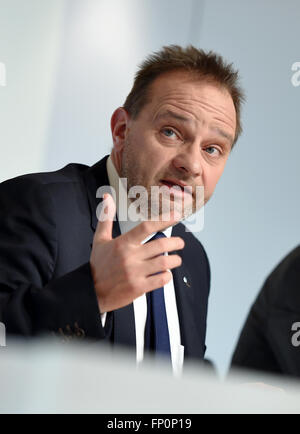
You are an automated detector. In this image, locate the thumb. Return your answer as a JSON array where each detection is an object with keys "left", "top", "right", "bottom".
[{"left": 94, "top": 193, "right": 116, "bottom": 242}]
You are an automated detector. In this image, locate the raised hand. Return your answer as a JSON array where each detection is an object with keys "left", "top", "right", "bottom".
[{"left": 90, "top": 193, "right": 184, "bottom": 313}]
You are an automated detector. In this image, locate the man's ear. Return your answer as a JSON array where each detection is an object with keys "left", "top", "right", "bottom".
[{"left": 111, "top": 107, "right": 130, "bottom": 151}]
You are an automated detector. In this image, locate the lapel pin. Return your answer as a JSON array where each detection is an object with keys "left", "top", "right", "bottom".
[{"left": 183, "top": 276, "right": 191, "bottom": 287}]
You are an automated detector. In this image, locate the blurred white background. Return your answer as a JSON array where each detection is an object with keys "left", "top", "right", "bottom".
[{"left": 1, "top": 0, "right": 300, "bottom": 375}]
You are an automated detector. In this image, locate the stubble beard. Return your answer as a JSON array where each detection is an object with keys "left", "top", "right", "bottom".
[{"left": 120, "top": 141, "right": 197, "bottom": 222}]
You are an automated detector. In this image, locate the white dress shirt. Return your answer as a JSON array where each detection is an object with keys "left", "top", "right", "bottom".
[{"left": 101, "top": 156, "right": 184, "bottom": 376}]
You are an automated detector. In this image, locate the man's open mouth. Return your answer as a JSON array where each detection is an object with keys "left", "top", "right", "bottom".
[{"left": 160, "top": 179, "right": 193, "bottom": 196}]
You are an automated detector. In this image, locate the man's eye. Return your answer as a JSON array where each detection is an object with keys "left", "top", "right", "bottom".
[
  {"left": 162, "top": 128, "right": 176, "bottom": 138},
  {"left": 205, "top": 146, "right": 220, "bottom": 156}
]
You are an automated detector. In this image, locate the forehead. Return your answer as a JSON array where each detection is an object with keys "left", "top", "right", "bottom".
[{"left": 143, "top": 70, "right": 236, "bottom": 130}]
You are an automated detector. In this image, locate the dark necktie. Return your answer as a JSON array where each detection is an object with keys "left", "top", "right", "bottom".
[{"left": 144, "top": 231, "right": 171, "bottom": 358}]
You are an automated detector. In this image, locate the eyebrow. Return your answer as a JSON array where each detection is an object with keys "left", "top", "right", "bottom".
[
  {"left": 156, "top": 109, "right": 234, "bottom": 145},
  {"left": 211, "top": 127, "right": 234, "bottom": 145}
]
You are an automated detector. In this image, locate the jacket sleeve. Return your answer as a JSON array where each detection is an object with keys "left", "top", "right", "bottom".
[{"left": 0, "top": 177, "right": 105, "bottom": 340}]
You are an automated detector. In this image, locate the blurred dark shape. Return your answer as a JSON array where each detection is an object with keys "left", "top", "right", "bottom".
[{"left": 231, "top": 245, "right": 300, "bottom": 378}]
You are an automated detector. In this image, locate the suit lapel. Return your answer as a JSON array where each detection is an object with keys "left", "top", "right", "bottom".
[
  {"left": 83, "top": 156, "right": 136, "bottom": 350},
  {"left": 172, "top": 225, "right": 205, "bottom": 360},
  {"left": 83, "top": 155, "right": 112, "bottom": 232}
]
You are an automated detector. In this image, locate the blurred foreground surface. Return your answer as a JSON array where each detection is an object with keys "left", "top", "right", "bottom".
[{"left": 0, "top": 339, "right": 300, "bottom": 414}]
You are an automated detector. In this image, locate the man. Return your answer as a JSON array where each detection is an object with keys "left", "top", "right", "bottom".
[
  {"left": 231, "top": 245, "right": 300, "bottom": 378},
  {"left": 0, "top": 45, "right": 243, "bottom": 373}
]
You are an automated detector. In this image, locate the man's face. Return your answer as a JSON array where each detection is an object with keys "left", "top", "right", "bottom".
[{"left": 112, "top": 70, "right": 236, "bottom": 220}]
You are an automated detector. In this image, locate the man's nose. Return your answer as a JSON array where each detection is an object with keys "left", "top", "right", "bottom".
[{"left": 172, "top": 142, "right": 203, "bottom": 178}]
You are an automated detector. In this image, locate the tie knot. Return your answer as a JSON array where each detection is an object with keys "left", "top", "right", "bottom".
[{"left": 150, "top": 231, "right": 166, "bottom": 241}]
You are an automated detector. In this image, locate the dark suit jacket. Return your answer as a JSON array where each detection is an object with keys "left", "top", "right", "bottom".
[
  {"left": 231, "top": 245, "right": 300, "bottom": 378},
  {"left": 0, "top": 155, "right": 210, "bottom": 361}
]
